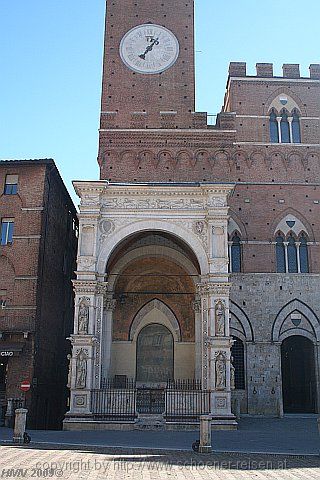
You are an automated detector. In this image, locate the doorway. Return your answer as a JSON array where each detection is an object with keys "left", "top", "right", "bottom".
[{"left": 281, "top": 335, "right": 317, "bottom": 413}]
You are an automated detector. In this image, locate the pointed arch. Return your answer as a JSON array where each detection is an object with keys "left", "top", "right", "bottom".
[
  {"left": 272, "top": 299, "right": 320, "bottom": 342},
  {"left": 228, "top": 211, "right": 248, "bottom": 239},
  {"left": 271, "top": 209, "right": 314, "bottom": 241},
  {"left": 129, "top": 298, "right": 181, "bottom": 342},
  {"left": 230, "top": 301, "right": 254, "bottom": 342},
  {"left": 264, "top": 88, "right": 307, "bottom": 116}
]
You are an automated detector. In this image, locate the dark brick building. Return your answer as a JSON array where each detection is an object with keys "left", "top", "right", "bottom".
[{"left": 0, "top": 159, "right": 78, "bottom": 429}]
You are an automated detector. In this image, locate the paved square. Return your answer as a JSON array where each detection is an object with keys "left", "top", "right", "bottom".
[{"left": 0, "top": 445, "right": 319, "bottom": 479}]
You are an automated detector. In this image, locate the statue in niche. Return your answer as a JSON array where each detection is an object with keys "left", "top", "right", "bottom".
[
  {"left": 215, "top": 300, "right": 225, "bottom": 336},
  {"left": 66, "top": 354, "right": 72, "bottom": 389},
  {"left": 78, "top": 300, "right": 89, "bottom": 334},
  {"left": 230, "top": 356, "right": 235, "bottom": 390},
  {"left": 215, "top": 352, "right": 226, "bottom": 390},
  {"left": 75, "top": 349, "right": 87, "bottom": 389}
]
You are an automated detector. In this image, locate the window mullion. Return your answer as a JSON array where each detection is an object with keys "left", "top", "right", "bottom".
[
  {"left": 284, "top": 242, "right": 289, "bottom": 272},
  {"left": 296, "top": 242, "right": 301, "bottom": 273},
  {"left": 277, "top": 117, "right": 282, "bottom": 143},
  {"left": 288, "top": 116, "right": 293, "bottom": 143}
]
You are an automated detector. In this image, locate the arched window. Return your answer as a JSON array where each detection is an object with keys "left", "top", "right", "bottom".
[
  {"left": 276, "top": 234, "right": 286, "bottom": 273},
  {"left": 280, "top": 110, "right": 290, "bottom": 143},
  {"left": 299, "top": 234, "right": 309, "bottom": 273},
  {"left": 230, "top": 233, "right": 242, "bottom": 273},
  {"left": 292, "top": 109, "right": 301, "bottom": 143},
  {"left": 231, "top": 337, "right": 245, "bottom": 390},
  {"left": 287, "top": 235, "right": 298, "bottom": 273},
  {"left": 269, "top": 110, "right": 279, "bottom": 143}
]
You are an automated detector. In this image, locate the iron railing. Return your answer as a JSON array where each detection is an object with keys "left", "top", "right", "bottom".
[
  {"left": 165, "top": 389, "right": 210, "bottom": 422},
  {"left": 91, "top": 388, "right": 137, "bottom": 421},
  {"left": 91, "top": 384, "right": 210, "bottom": 422}
]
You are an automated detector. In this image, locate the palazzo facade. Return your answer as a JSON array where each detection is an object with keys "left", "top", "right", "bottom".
[{"left": 64, "top": 0, "right": 320, "bottom": 429}]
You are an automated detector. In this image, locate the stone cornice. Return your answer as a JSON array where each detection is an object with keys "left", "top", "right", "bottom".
[
  {"left": 104, "top": 183, "right": 234, "bottom": 198},
  {"left": 72, "top": 280, "right": 108, "bottom": 295},
  {"left": 73, "top": 181, "right": 109, "bottom": 199}
]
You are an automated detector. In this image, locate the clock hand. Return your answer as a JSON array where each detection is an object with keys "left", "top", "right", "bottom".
[{"left": 139, "top": 37, "right": 159, "bottom": 60}]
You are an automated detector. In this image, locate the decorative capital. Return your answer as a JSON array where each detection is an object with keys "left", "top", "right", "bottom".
[
  {"left": 105, "top": 299, "right": 117, "bottom": 311},
  {"left": 96, "top": 282, "right": 108, "bottom": 295},
  {"left": 192, "top": 299, "right": 201, "bottom": 313},
  {"left": 72, "top": 280, "right": 98, "bottom": 296}
]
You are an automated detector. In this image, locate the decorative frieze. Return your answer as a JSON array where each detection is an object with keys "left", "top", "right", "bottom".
[{"left": 197, "top": 283, "right": 231, "bottom": 296}]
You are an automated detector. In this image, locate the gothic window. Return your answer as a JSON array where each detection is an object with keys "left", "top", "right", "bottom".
[
  {"left": 230, "top": 233, "right": 242, "bottom": 273},
  {"left": 231, "top": 337, "right": 245, "bottom": 390},
  {"left": 280, "top": 110, "right": 290, "bottom": 143},
  {"left": 269, "top": 110, "right": 279, "bottom": 143},
  {"left": 268, "top": 96, "right": 302, "bottom": 144},
  {"left": 276, "top": 231, "right": 309, "bottom": 273},
  {"left": 276, "top": 234, "right": 286, "bottom": 273},
  {"left": 299, "top": 234, "right": 309, "bottom": 273},
  {"left": 292, "top": 109, "right": 301, "bottom": 143},
  {"left": 287, "top": 235, "right": 298, "bottom": 273}
]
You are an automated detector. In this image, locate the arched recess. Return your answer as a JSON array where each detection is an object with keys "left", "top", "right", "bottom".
[
  {"left": 228, "top": 211, "right": 248, "bottom": 240},
  {"left": 97, "top": 220, "right": 209, "bottom": 275},
  {"left": 107, "top": 245, "right": 199, "bottom": 291},
  {"left": 272, "top": 299, "right": 320, "bottom": 342},
  {"left": 264, "top": 88, "right": 307, "bottom": 116},
  {"left": 230, "top": 301, "right": 254, "bottom": 342},
  {"left": 270, "top": 208, "right": 315, "bottom": 242},
  {"left": 129, "top": 299, "right": 181, "bottom": 342}
]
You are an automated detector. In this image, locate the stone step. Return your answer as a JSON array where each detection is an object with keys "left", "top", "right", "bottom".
[{"left": 134, "top": 414, "right": 165, "bottom": 430}]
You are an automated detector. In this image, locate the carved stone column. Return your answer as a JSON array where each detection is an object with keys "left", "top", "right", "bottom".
[
  {"left": 102, "top": 296, "right": 117, "bottom": 381},
  {"left": 192, "top": 297, "right": 202, "bottom": 380},
  {"left": 197, "top": 282, "right": 236, "bottom": 428},
  {"left": 66, "top": 280, "right": 107, "bottom": 417}
]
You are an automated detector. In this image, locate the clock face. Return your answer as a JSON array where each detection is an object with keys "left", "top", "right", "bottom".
[{"left": 120, "top": 24, "right": 180, "bottom": 74}]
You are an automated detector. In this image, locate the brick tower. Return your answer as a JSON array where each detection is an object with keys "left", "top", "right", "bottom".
[{"left": 98, "top": 0, "right": 212, "bottom": 181}]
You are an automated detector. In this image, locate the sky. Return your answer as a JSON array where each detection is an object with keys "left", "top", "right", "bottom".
[{"left": 1, "top": 0, "right": 319, "bottom": 205}]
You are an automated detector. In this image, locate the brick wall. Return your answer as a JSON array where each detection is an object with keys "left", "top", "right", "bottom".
[{"left": 0, "top": 160, "right": 78, "bottom": 429}]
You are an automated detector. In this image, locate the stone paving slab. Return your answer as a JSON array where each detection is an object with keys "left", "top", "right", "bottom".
[
  {"left": 1, "top": 417, "right": 319, "bottom": 456},
  {"left": 0, "top": 445, "right": 319, "bottom": 480}
]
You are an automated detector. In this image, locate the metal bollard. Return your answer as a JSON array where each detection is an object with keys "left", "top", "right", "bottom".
[
  {"left": 199, "top": 415, "right": 212, "bottom": 453},
  {"left": 13, "top": 408, "right": 28, "bottom": 444}
]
